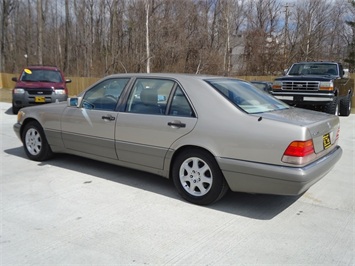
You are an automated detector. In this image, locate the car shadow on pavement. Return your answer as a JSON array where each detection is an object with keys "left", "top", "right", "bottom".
[
  {"left": 211, "top": 191, "right": 300, "bottom": 219},
  {"left": 4, "top": 107, "right": 13, "bottom": 115},
  {"left": 4, "top": 147, "right": 300, "bottom": 220}
]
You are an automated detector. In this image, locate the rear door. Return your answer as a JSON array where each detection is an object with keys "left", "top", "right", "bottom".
[{"left": 115, "top": 78, "right": 197, "bottom": 169}]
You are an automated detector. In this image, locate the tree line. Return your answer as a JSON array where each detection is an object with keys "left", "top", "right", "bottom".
[{"left": 1, "top": 0, "right": 355, "bottom": 77}]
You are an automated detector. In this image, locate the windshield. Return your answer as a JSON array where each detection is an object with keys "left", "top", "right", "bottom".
[
  {"left": 288, "top": 63, "right": 338, "bottom": 76},
  {"left": 206, "top": 79, "right": 289, "bottom": 114},
  {"left": 20, "top": 69, "right": 63, "bottom": 83}
]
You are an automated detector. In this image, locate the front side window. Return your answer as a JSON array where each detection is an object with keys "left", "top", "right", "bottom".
[
  {"left": 206, "top": 79, "right": 289, "bottom": 114},
  {"left": 82, "top": 78, "right": 129, "bottom": 111}
]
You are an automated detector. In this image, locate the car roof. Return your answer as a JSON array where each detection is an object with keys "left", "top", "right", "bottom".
[
  {"left": 293, "top": 62, "right": 338, "bottom": 65},
  {"left": 103, "top": 73, "right": 243, "bottom": 81},
  {"left": 251, "top": 81, "right": 271, "bottom": 84},
  {"left": 24, "top": 66, "right": 61, "bottom": 71}
]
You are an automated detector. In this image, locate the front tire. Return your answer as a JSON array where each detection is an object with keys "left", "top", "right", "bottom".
[
  {"left": 324, "top": 97, "right": 339, "bottom": 115},
  {"left": 172, "top": 149, "right": 229, "bottom": 205},
  {"left": 22, "top": 121, "right": 53, "bottom": 161},
  {"left": 12, "top": 102, "right": 20, "bottom": 114}
]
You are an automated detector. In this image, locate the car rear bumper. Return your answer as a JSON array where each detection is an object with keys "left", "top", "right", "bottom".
[{"left": 217, "top": 145, "right": 342, "bottom": 195}]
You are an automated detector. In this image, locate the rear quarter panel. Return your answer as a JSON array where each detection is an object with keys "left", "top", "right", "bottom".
[{"left": 171, "top": 77, "right": 309, "bottom": 166}]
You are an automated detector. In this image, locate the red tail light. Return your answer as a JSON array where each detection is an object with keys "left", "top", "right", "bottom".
[
  {"left": 284, "top": 140, "right": 314, "bottom": 157},
  {"left": 336, "top": 127, "right": 340, "bottom": 141},
  {"left": 282, "top": 140, "right": 315, "bottom": 165}
]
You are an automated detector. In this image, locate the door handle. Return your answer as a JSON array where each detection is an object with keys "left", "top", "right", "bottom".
[
  {"left": 168, "top": 121, "right": 186, "bottom": 128},
  {"left": 102, "top": 114, "right": 115, "bottom": 121}
]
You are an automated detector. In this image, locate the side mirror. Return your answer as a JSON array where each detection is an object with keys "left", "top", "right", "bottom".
[
  {"left": 342, "top": 69, "right": 349, "bottom": 78},
  {"left": 67, "top": 97, "right": 82, "bottom": 107},
  {"left": 283, "top": 69, "right": 288, "bottom": 75},
  {"left": 65, "top": 79, "right": 72, "bottom": 84},
  {"left": 12, "top": 77, "right": 18, "bottom": 82}
]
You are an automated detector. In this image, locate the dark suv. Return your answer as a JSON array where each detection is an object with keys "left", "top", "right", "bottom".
[{"left": 11, "top": 66, "right": 71, "bottom": 114}]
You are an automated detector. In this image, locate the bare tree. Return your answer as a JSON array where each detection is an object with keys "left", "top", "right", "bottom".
[
  {"left": 243, "top": 0, "right": 282, "bottom": 74},
  {"left": 345, "top": 0, "right": 355, "bottom": 71},
  {"left": 37, "top": 0, "right": 43, "bottom": 65},
  {"left": 0, "top": 0, "right": 16, "bottom": 71},
  {"left": 0, "top": 0, "right": 352, "bottom": 77},
  {"left": 64, "top": 0, "right": 70, "bottom": 73},
  {"left": 145, "top": 0, "right": 151, "bottom": 73},
  {"left": 219, "top": 0, "right": 246, "bottom": 75},
  {"left": 288, "top": 0, "right": 332, "bottom": 62}
]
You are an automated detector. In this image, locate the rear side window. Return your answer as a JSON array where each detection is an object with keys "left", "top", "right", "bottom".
[
  {"left": 126, "top": 78, "right": 175, "bottom": 115},
  {"left": 169, "top": 86, "right": 194, "bottom": 117},
  {"left": 125, "top": 78, "right": 195, "bottom": 117}
]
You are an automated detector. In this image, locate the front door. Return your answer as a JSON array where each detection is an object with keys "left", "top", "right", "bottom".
[{"left": 61, "top": 78, "right": 130, "bottom": 159}]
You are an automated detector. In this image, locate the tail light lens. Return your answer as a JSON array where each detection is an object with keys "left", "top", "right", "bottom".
[
  {"left": 282, "top": 140, "right": 316, "bottom": 165},
  {"left": 336, "top": 127, "right": 340, "bottom": 141}
]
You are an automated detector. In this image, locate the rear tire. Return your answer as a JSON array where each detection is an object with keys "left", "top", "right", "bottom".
[
  {"left": 339, "top": 94, "right": 352, "bottom": 116},
  {"left": 22, "top": 121, "right": 53, "bottom": 161},
  {"left": 172, "top": 148, "right": 229, "bottom": 205}
]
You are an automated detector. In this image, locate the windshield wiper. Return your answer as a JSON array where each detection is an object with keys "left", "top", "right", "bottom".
[{"left": 38, "top": 80, "right": 54, "bottom": 83}]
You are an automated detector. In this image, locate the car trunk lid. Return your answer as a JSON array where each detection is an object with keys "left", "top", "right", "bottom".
[{"left": 254, "top": 107, "right": 340, "bottom": 154}]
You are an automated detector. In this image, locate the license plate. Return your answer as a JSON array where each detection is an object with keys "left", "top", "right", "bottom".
[
  {"left": 323, "top": 133, "right": 331, "bottom": 149},
  {"left": 35, "top": 96, "right": 45, "bottom": 103},
  {"left": 294, "top": 96, "right": 303, "bottom": 102}
]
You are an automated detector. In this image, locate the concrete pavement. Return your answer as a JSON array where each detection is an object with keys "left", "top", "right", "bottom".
[{"left": 0, "top": 102, "right": 354, "bottom": 265}]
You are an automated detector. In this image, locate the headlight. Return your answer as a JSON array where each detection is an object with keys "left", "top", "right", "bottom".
[
  {"left": 14, "top": 88, "right": 25, "bottom": 94},
  {"left": 319, "top": 81, "right": 333, "bottom": 91},
  {"left": 17, "top": 110, "right": 25, "bottom": 123},
  {"left": 272, "top": 81, "right": 282, "bottom": 89},
  {"left": 54, "top": 89, "right": 66, "bottom": 95}
]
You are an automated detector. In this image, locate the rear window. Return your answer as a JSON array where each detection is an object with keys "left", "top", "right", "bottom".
[
  {"left": 20, "top": 69, "right": 63, "bottom": 83},
  {"left": 206, "top": 79, "right": 289, "bottom": 114}
]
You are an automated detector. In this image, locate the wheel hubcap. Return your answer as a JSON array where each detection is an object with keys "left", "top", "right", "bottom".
[
  {"left": 179, "top": 157, "right": 212, "bottom": 196},
  {"left": 25, "top": 128, "right": 42, "bottom": 156}
]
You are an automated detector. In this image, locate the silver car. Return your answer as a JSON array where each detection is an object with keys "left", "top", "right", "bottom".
[{"left": 13, "top": 73, "right": 342, "bottom": 205}]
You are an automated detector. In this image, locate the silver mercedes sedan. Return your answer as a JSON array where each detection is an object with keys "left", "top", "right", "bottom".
[{"left": 13, "top": 73, "right": 342, "bottom": 205}]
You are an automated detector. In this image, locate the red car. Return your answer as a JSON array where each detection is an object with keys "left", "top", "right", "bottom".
[{"left": 11, "top": 66, "right": 71, "bottom": 114}]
